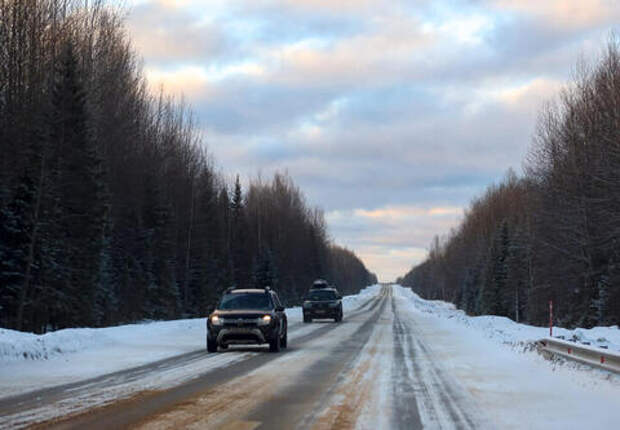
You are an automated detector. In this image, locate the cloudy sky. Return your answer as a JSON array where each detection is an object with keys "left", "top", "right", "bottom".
[{"left": 121, "top": 0, "right": 618, "bottom": 281}]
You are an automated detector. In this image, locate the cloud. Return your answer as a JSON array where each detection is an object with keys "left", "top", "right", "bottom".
[
  {"left": 490, "top": 0, "right": 620, "bottom": 30},
  {"left": 326, "top": 204, "right": 464, "bottom": 280},
  {"left": 123, "top": 0, "right": 619, "bottom": 279},
  {"left": 126, "top": 1, "right": 245, "bottom": 64},
  {"left": 357, "top": 245, "right": 428, "bottom": 283},
  {"left": 144, "top": 66, "right": 210, "bottom": 96}
]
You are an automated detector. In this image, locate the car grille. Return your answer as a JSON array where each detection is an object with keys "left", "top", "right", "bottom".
[
  {"left": 223, "top": 318, "right": 258, "bottom": 328},
  {"left": 312, "top": 303, "right": 329, "bottom": 309},
  {"left": 223, "top": 333, "right": 260, "bottom": 341}
]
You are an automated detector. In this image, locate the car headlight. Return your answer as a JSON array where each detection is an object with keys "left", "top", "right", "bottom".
[
  {"left": 329, "top": 302, "right": 340, "bottom": 307},
  {"left": 258, "top": 315, "right": 272, "bottom": 326},
  {"left": 210, "top": 315, "right": 224, "bottom": 326}
]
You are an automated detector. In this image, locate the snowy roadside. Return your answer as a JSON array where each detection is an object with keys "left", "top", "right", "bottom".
[
  {"left": 392, "top": 284, "right": 620, "bottom": 429},
  {"left": 398, "top": 285, "right": 620, "bottom": 353},
  {"left": 0, "top": 284, "right": 381, "bottom": 400}
]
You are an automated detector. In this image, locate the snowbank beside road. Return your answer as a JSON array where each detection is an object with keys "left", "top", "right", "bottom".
[
  {"left": 395, "top": 286, "right": 620, "bottom": 353},
  {"left": 392, "top": 284, "right": 620, "bottom": 429},
  {"left": 0, "top": 319, "right": 206, "bottom": 364},
  {"left": 0, "top": 318, "right": 210, "bottom": 399}
]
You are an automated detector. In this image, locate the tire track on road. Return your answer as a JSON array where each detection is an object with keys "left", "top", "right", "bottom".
[
  {"left": 246, "top": 286, "right": 390, "bottom": 429},
  {"left": 391, "top": 292, "right": 481, "bottom": 430}
]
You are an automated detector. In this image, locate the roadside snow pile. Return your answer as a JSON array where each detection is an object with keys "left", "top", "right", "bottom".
[
  {"left": 0, "top": 318, "right": 206, "bottom": 363},
  {"left": 0, "top": 327, "right": 107, "bottom": 361},
  {"left": 394, "top": 285, "right": 620, "bottom": 353}
]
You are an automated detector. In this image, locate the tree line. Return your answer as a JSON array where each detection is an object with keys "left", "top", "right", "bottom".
[
  {"left": 0, "top": 1, "right": 377, "bottom": 333},
  {"left": 398, "top": 38, "right": 620, "bottom": 328}
]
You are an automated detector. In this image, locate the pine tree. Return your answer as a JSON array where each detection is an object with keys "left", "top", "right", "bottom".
[
  {"left": 480, "top": 221, "right": 509, "bottom": 316},
  {"left": 94, "top": 229, "right": 117, "bottom": 326},
  {"left": 231, "top": 175, "right": 249, "bottom": 288},
  {"left": 459, "top": 265, "right": 481, "bottom": 314},
  {"left": 252, "top": 247, "right": 278, "bottom": 289},
  {"left": 142, "top": 176, "right": 180, "bottom": 320},
  {"left": 589, "top": 276, "right": 609, "bottom": 327},
  {"left": 49, "top": 41, "right": 109, "bottom": 327},
  {"left": 0, "top": 174, "right": 35, "bottom": 328}
]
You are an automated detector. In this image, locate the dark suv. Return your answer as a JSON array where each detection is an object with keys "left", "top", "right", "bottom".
[
  {"left": 302, "top": 286, "right": 343, "bottom": 323},
  {"left": 207, "top": 287, "right": 288, "bottom": 353}
]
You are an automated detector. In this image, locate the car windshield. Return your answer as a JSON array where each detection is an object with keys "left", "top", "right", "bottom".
[
  {"left": 219, "top": 293, "right": 273, "bottom": 310},
  {"left": 307, "top": 290, "right": 337, "bottom": 301}
]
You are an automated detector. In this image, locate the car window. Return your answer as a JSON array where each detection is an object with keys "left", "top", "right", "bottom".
[
  {"left": 219, "top": 293, "right": 273, "bottom": 310},
  {"left": 307, "top": 290, "right": 337, "bottom": 300}
]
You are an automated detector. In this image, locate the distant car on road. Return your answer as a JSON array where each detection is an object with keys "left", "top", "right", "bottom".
[
  {"left": 207, "top": 287, "right": 288, "bottom": 353},
  {"left": 311, "top": 279, "right": 330, "bottom": 289},
  {"left": 303, "top": 285, "right": 343, "bottom": 323}
]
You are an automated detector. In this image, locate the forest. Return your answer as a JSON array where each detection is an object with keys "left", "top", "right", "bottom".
[
  {"left": 0, "top": 0, "right": 377, "bottom": 333},
  {"left": 399, "top": 38, "right": 620, "bottom": 329}
]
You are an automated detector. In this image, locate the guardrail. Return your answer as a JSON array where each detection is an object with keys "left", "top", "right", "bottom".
[{"left": 538, "top": 338, "right": 620, "bottom": 374}]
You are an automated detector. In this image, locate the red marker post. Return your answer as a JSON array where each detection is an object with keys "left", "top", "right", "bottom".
[{"left": 549, "top": 300, "right": 553, "bottom": 337}]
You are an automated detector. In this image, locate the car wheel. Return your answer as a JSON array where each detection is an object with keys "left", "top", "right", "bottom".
[
  {"left": 281, "top": 329, "right": 288, "bottom": 348},
  {"left": 269, "top": 332, "right": 281, "bottom": 352},
  {"left": 207, "top": 337, "right": 218, "bottom": 353},
  {"left": 303, "top": 314, "right": 311, "bottom": 323}
]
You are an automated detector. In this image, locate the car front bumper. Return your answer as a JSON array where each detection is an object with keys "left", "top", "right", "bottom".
[
  {"left": 303, "top": 308, "right": 341, "bottom": 318},
  {"left": 208, "top": 324, "right": 278, "bottom": 346}
]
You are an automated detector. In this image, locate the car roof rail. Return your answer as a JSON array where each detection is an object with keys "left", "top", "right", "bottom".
[
  {"left": 263, "top": 285, "right": 271, "bottom": 292},
  {"left": 225, "top": 286, "right": 236, "bottom": 294}
]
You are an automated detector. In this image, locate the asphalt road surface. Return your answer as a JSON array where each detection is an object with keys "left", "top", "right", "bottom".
[{"left": 1, "top": 286, "right": 484, "bottom": 429}]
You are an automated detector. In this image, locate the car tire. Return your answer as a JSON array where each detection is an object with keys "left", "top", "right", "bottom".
[
  {"left": 335, "top": 311, "right": 343, "bottom": 322},
  {"left": 281, "top": 329, "right": 287, "bottom": 349},
  {"left": 303, "top": 315, "right": 311, "bottom": 323},
  {"left": 269, "top": 332, "right": 281, "bottom": 352},
  {"left": 207, "top": 337, "right": 218, "bottom": 353}
]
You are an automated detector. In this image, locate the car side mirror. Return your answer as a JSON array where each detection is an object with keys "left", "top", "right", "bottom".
[{"left": 275, "top": 305, "right": 285, "bottom": 312}]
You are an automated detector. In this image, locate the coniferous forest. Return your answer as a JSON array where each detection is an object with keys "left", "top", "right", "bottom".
[
  {"left": 399, "top": 38, "right": 620, "bottom": 329},
  {"left": 0, "top": 1, "right": 377, "bottom": 333}
]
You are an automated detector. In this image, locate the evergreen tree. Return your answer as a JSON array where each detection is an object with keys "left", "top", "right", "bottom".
[
  {"left": 252, "top": 247, "right": 278, "bottom": 289},
  {"left": 230, "top": 175, "right": 249, "bottom": 288},
  {"left": 590, "top": 276, "right": 609, "bottom": 326},
  {"left": 142, "top": 178, "right": 180, "bottom": 320},
  {"left": 0, "top": 174, "right": 35, "bottom": 328},
  {"left": 94, "top": 230, "right": 117, "bottom": 326},
  {"left": 480, "top": 221, "right": 509, "bottom": 316},
  {"left": 459, "top": 265, "right": 480, "bottom": 314},
  {"left": 49, "top": 41, "right": 109, "bottom": 327}
]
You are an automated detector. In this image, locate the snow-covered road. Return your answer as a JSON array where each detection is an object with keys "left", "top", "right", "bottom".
[{"left": 1, "top": 285, "right": 619, "bottom": 429}]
